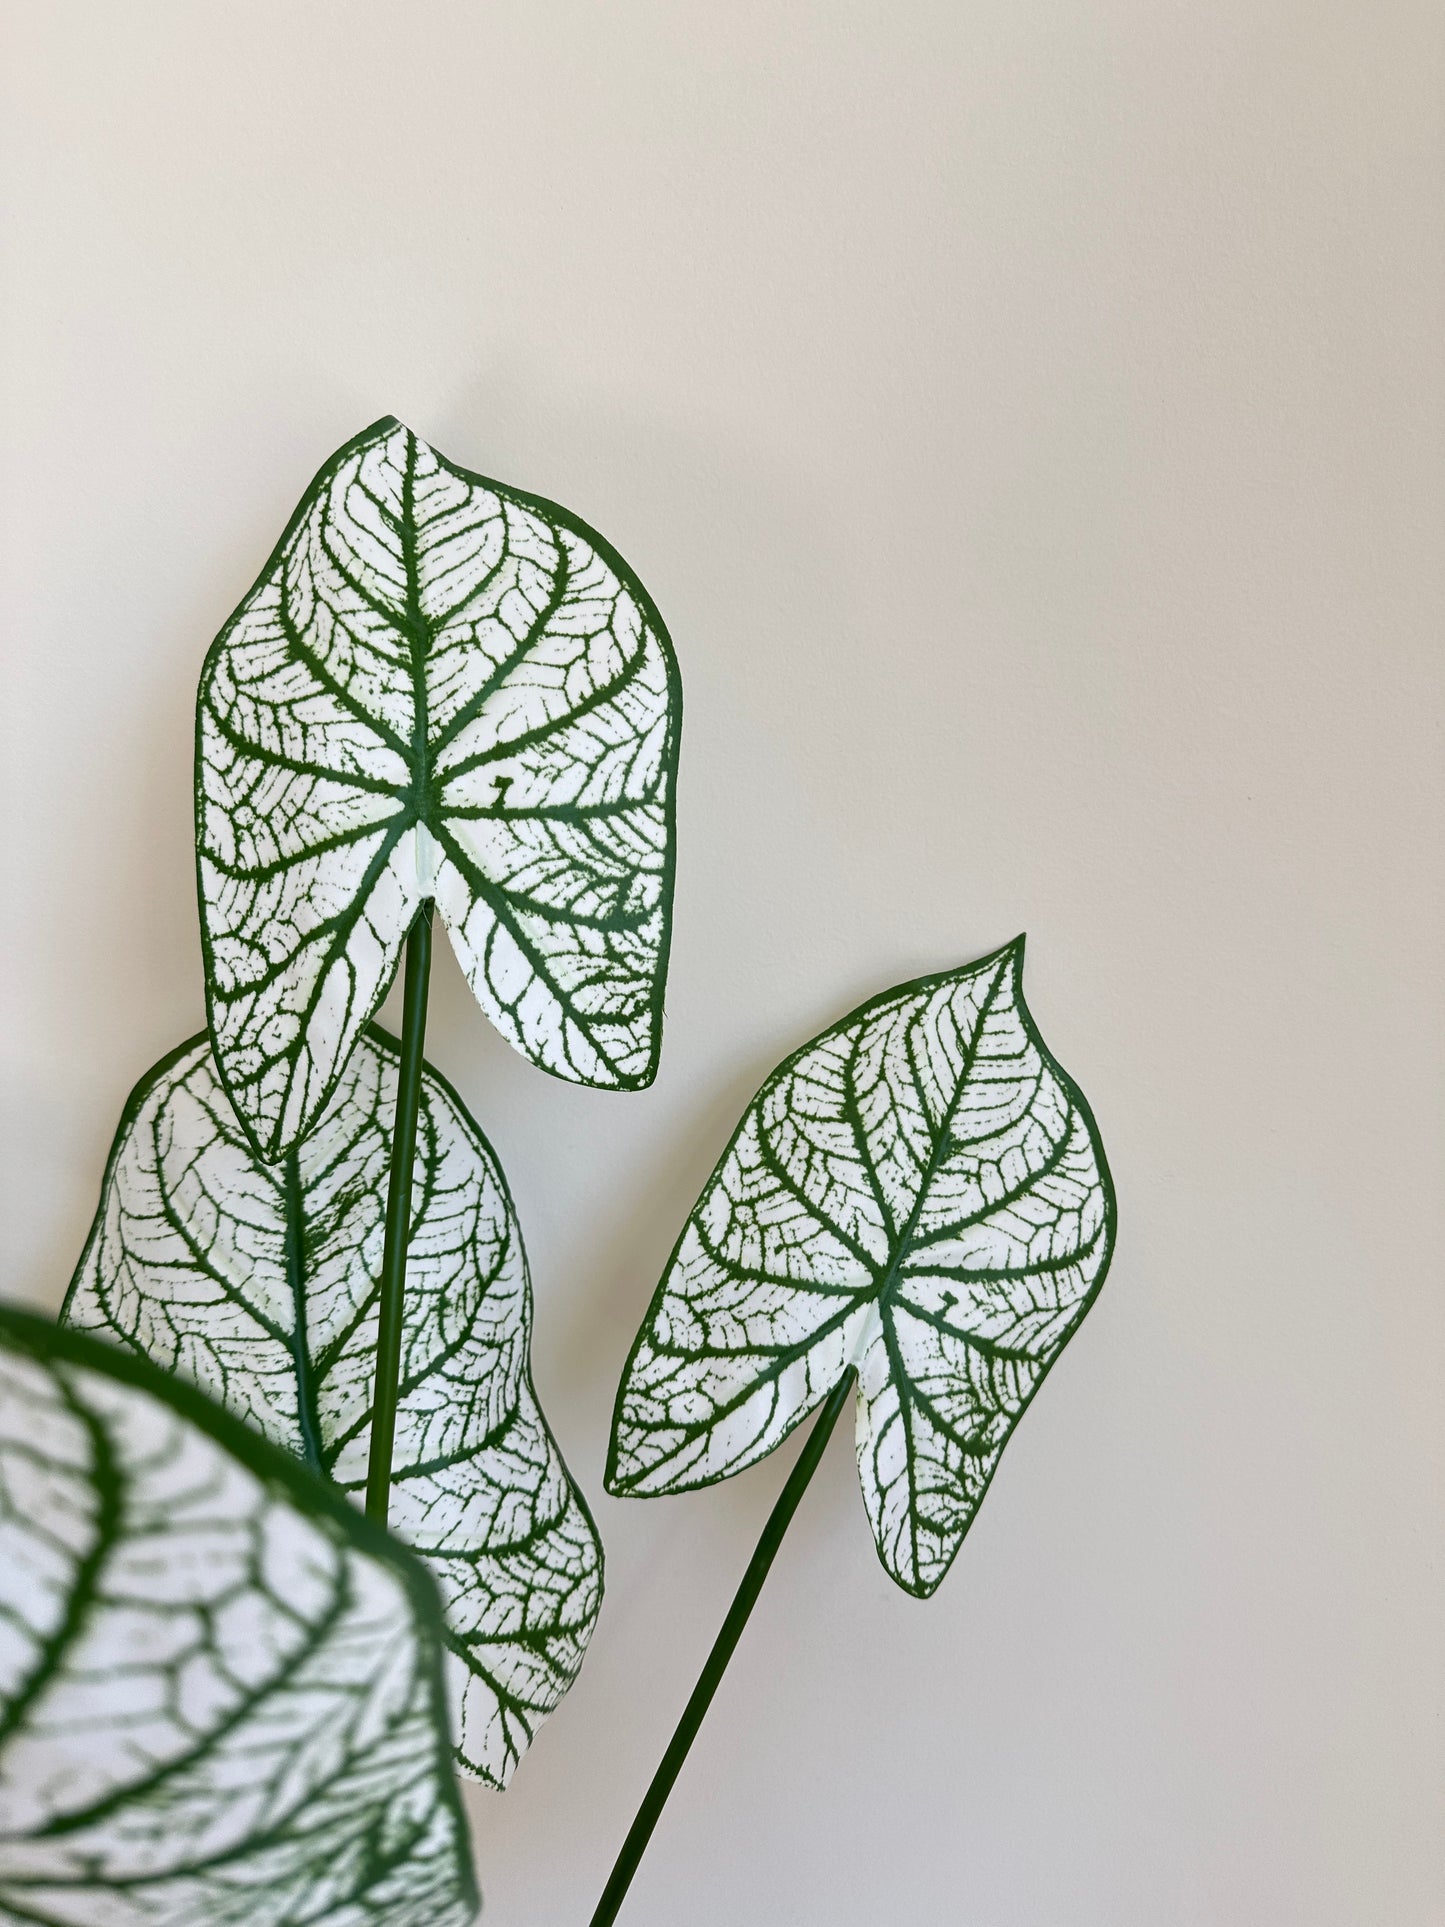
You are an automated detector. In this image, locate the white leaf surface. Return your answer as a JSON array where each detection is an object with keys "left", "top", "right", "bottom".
[
  {"left": 64, "top": 1029, "right": 603, "bottom": 1786},
  {"left": 197, "top": 417, "right": 681, "bottom": 1160},
  {"left": 0, "top": 1305, "right": 477, "bottom": 1927},
  {"left": 609, "top": 941, "right": 1115, "bottom": 1596}
]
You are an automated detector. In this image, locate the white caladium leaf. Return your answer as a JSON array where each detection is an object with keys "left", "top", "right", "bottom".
[
  {"left": 63, "top": 1028, "right": 603, "bottom": 1787},
  {"left": 0, "top": 1304, "right": 477, "bottom": 1927},
  {"left": 608, "top": 940, "right": 1115, "bottom": 1598},
  {"left": 197, "top": 416, "right": 681, "bottom": 1161}
]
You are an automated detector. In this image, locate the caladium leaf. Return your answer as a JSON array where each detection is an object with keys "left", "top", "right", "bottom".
[
  {"left": 197, "top": 416, "right": 681, "bottom": 1161},
  {"left": 63, "top": 1028, "right": 603, "bottom": 1787},
  {"left": 0, "top": 1304, "right": 477, "bottom": 1927},
  {"left": 608, "top": 940, "right": 1115, "bottom": 1598}
]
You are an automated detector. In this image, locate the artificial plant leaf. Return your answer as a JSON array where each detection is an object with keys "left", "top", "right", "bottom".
[
  {"left": 0, "top": 1304, "right": 477, "bottom": 1927},
  {"left": 608, "top": 940, "right": 1115, "bottom": 1597},
  {"left": 197, "top": 415, "right": 681, "bottom": 1161},
  {"left": 63, "top": 1027, "right": 603, "bottom": 1787}
]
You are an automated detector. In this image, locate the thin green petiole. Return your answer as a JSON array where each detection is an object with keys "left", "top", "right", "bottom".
[
  {"left": 364, "top": 902, "right": 433, "bottom": 1526},
  {"left": 588, "top": 1370, "right": 856, "bottom": 1927}
]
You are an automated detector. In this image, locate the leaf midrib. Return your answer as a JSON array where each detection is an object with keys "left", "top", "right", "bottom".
[
  {"left": 870, "top": 965, "right": 1011, "bottom": 1587},
  {"left": 400, "top": 430, "right": 433, "bottom": 841}
]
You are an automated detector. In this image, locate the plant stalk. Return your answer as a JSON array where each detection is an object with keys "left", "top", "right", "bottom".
[
  {"left": 588, "top": 1370, "right": 856, "bottom": 1927},
  {"left": 365, "top": 903, "right": 434, "bottom": 1525}
]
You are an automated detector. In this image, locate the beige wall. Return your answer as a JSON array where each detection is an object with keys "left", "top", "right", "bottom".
[{"left": 3, "top": 5, "right": 1441, "bottom": 1921}]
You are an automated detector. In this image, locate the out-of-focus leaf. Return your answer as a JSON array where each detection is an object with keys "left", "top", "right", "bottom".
[{"left": 0, "top": 1304, "right": 477, "bottom": 1926}]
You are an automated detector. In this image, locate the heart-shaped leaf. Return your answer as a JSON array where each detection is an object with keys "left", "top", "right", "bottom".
[
  {"left": 63, "top": 1028, "right": 603, "bottom": 1786},
  {"left": 0, "top": 1304, "right": 477, "bottom": 1927},
  {"left": 608, "top": 940, "right": 1115, "bottom": 1597},
  {"left": 197, "top": 416, "right": 681, "bottom": 1161}
]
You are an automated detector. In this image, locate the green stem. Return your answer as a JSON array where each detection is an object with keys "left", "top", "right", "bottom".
[
  {"left": 364, "top": 903, "right": 433, "bottom": 1525},
  {"left": 588, "top": 1371, "right": 856, "bottom": 1927}
]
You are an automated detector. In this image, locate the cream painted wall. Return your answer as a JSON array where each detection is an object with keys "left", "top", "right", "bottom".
[{"left": 2, "top": 5, "right": 1441, "bottom": 1922}]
